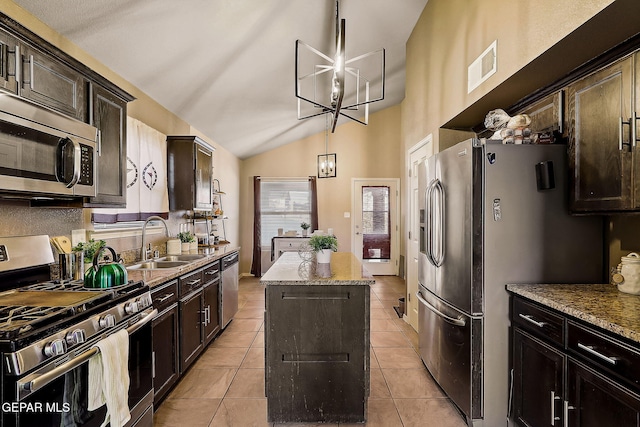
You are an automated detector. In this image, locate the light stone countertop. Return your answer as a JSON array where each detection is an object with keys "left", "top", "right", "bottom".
[
  {"left": 507, "top": 283, "right": 640, "bottom": 344},
  {"left": 126, "top": 246, "right": 240, "bottom": 289},
  {"left": 260, "top": 252, "right": 374, "bottom": 286}
]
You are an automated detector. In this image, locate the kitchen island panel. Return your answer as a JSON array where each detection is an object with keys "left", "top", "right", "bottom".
[{"left": 262, "top": 252, "right": 373, "bottom": 423}]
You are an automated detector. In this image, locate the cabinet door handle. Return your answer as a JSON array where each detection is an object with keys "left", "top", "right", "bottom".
[
  {"left": 577, "top": 342, "right": 618, "bottom": 365},
  {"left": 633, "top": 112, "right": 638, "bottom": 149},
  {"left": 563, "top": 401, "right": 575, "bottom": 427},
  {"left": 14, "top": 45, "right": 20, "bottom": 86},
  {"left": 518, "top": 313, "right": 547, "bottom": 328},
  {"left": 551, "top": 391, "right": 561, "bottom": 425},
  {"left": 156, "top": 293, "right": 175, "bottom": 303},
  {"left": 205, "top": 270, "right": 219, "bottom": 276},
  {"left": 620, "top": 117, "right": 633, "bottom": 151},
  {"left": 186, "top": 279, "right": 201, "bottom": 287}
]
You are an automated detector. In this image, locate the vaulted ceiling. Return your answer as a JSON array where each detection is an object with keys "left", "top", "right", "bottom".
[{"left": 13, "top": 0, "right": 428, "bottom": 159}]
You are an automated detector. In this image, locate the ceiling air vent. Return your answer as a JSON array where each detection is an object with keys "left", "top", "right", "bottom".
[{"left": 468, "top": 40, "right": 497, "bottom": 93}]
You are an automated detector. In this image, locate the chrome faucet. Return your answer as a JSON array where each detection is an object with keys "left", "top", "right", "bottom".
[{"left": 141, "top": 215, "right": 170, "bottom": 261}]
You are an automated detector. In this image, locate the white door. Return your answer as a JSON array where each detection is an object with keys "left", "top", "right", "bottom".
[
  {"left": 407, "top": 137, "right": 432, "bottom": 330},
  {"left": 352, "top": 178, "right": 399, "bottom": 275}
]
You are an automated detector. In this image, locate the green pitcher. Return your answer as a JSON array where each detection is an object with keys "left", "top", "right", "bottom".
[{"left": 84, "top": 246, "right": 128, "bottom": 289}]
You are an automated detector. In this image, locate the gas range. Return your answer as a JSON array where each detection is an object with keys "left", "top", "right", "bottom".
[
  {"left": 0, "top": 235, "right": 156, "bottom": 427},
  {"left": 0, "top": 279, "right": 152, "bottom": 377}
]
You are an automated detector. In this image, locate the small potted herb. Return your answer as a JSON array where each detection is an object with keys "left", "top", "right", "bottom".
[
  {"left": 72, "top": 239, "right": 106, "bottom": 265},
  {"left": 300, "top": 222, "right": 311, "bottom": 236},
  {"left": 308, "top": 234, "right": 338, "bottom": 264},
  {"left": 177, "top": 231, "right": 195, "bottom": 252}
]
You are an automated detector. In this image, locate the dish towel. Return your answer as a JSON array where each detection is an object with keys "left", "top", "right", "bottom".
[{"left": 88, "top": 329, "right": 131, "bottom": 427}]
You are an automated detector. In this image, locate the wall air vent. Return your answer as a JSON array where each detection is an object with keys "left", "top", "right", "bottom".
[{"left": 468, "top": 40, "right": 497, "bottom": 93}]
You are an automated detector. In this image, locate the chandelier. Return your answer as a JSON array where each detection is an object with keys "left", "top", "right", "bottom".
[{"left": 295, "top": 0, "right": 385, "bottom": 132}]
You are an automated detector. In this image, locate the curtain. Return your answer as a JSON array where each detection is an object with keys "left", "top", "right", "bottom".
[
  {"left": 251, "top": 176, "right": 318, "bottom": 276},
  {"left": 250, "top": 176, "right": 261, "bottom": 276}
]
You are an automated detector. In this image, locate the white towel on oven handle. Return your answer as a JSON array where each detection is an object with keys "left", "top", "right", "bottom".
[{"left": 88, "top": 328, "right": 131, "bottom": 427}]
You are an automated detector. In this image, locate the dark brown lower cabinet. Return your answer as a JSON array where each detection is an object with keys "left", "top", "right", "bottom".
[
  {"left": 567, "top": 359, "right": 640, "bottom": 427},
  {"left": 512, "top": 329, "right": 564, "bottom": 427},
  {"left": 152, "top": 304, "right": 179, "bottom": 406},
  {"left": 203, "top": 281, "right": 220, "bottom": 346},
  {"left": 511, "top": 295, "right": 640, "bottom": 427},
  {"left": 179, "top": 289, "right": 204, "bottom": 373}
]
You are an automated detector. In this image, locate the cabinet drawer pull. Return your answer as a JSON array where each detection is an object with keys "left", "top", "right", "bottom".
[
  {"left": 186, "top": 279, "right": 201, "bottom": 287},
  {"left": 563, "top": 401, "right": 575, "bottom": 427},
  {"left": 156, "top": 293, "right": 175, "bottom": 303},
  {"left": 577, "top": 342, "right": 618, "bottom": 365},
  {"left": 518, "top": 313, "right": 547, "bottom": 328},
  {"left": 551, "top": 391, "right": 561, "bottom": 425},
  {"left": 205, "top": 270, "right": 219, "bottom": 275}
]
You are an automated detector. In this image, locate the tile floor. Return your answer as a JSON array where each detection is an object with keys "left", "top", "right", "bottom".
[{"left": 153, "top": 276, "right": 468, "bottom": 427}]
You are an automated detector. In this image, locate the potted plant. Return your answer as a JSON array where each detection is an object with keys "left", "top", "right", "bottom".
[
  {"left": 72, "top": 239, "right": 106, "bottom": 268},
  {"left": 308, "top": 234, "right": 338, "bottom": 264},
  {"left": 177, "top": 231, "right": 195, "bottom": 252},
  {"left": 300, "top": 222, "right": 311, "bottom": 236}
]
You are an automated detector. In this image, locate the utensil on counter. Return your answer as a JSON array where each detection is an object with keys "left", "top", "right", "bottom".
[
  {"left": 612, "top": 252, "right": 640, "bottom": 295},
  {"left": 84, "top": 246, "right": 128, "bottom": 289},
  {"left": 51, "top": 236, "right": 72, "bottom": 254},
  {"left": 59, "top": 251, "right": 84, "bottom": 281}
]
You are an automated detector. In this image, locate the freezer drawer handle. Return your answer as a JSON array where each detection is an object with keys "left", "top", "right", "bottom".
[
  {"left": 518, "top": 313, "right": 547, "bottom": 328},
  {"left": 577, "top": 343, "right": 618, "bottom": 365},
  {"left": 416, "top": 291, "right": 465, "bottom": 327}
]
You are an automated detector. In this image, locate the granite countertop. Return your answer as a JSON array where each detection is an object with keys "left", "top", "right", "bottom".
[
  {"left": 126, "top": 245, "right": 240, "bottom": 289},
  {"left": 507, "top": 283, "right": 640, "bottom": 344},
  {"left": 260, "top": 252, "right": 374, "bottom": 286}
]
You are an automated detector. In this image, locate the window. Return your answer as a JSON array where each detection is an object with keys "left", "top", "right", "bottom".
[{"left": 260, "top": 179, "right": 312, "bottom": 247}]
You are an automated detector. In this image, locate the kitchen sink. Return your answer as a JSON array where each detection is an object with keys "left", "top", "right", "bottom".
[
  {"left": 159, "top": 254, "right": 206, "bottom": 262},
  {"left": 127, "top": 260, "right": 190, "bottom": 270}
]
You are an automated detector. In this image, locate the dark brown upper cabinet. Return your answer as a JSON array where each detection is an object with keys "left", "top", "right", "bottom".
[
  {"left": 18, "top": 42, "right": 87, "bottom": 121},
  {"left": 85, "top": 83, "right": 128, "bottom": 207},
  {"left": 167, "top": 135, "right": 215, "bottom": 211},
  {"left": 0, "top": 28, "right": 17, "bottom": 94},
  {"left": 567, "top": 54, "right": 635, "bottom": 212}
]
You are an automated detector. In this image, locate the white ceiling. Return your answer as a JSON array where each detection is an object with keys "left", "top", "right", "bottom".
[{"left": 12, "top": 0, "right": 428, "bottom": 159}]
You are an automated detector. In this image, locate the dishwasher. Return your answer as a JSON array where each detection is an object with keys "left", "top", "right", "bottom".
[{"left": 220, "top": 251, "right": 239, "bottom": 328}]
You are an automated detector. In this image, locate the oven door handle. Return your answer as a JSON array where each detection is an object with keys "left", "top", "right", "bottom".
[{"left": 17, "top": 308, "right": 157, "bottom": 400}]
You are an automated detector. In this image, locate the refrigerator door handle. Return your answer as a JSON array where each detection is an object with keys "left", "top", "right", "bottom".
[
  {"left": 432, "top": 179, "right": 445, "bottom": 267},
  {"left": 425, "top": 179, "right": 437, "bottom": 266},
  {"left": 416, "top": 290, "right": 466, "bottom": 327}
]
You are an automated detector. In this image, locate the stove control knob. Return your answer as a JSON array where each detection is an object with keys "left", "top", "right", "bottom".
[
  {"left": 99, "top": 314, "right": 116, "bottom": 329},
  {"left": 139, "top": 295, "right": 152, "bottom": 309},
  {"left": 66, "top": 329, "right": 86, "bottom": 346},
  {"left": 44, "top": 339, "right": 67, "bottom": 357},
  {"left": 125, "top": 301, "right": 139, "bottom": 314}
]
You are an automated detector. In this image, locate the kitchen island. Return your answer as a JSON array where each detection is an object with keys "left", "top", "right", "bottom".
[{"left": 261, "top": 251, "right": 374, "bottom": 423}]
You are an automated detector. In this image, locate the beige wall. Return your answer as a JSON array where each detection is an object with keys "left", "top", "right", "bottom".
[
  {"left": 239, "top": 106, "right": 402, "bottom": 274},
  {"left": 401, "top": 0, "right": 616, "bottom": 154},
  {"left": 0, "top": 2, "right": 241, "bottom": 256}
]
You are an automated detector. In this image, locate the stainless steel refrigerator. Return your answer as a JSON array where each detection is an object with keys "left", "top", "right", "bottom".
[{"left": 417, "top": 139, "right": 603, "bottom": 427}]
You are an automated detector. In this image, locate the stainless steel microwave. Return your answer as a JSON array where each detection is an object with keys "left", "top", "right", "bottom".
[{"left": 0, "top": 92, "right": 97, "bottom": 198}]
